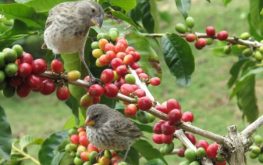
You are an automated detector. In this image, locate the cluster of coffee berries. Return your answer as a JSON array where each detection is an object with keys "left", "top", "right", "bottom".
[
  {"left": 65, "top": 127, "right": 127, "bottom": 165},
  {"left": 177, "top": 141, "right": 226, "bottom": 165},
  {"left": 249, "top": 134, "right": 263, "bottom": 163},
  {"left": 152, "top": 99, "right": 194, "bottom": 144},
  {"left": 81, "top": 29, "right": 161, "bottom": 117},
  {"left": 183, "top": 26, "right": 229, "bottom": 50},
  {"left": 0, "top": 44, "right": 71, "bottom": 100}
]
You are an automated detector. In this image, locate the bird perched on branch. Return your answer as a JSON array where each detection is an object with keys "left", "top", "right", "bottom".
[
  {"left": 85, "top": 104, "right": 142, "bottom": 160},
  {"left": 43, "top": 0, "right": 104, "bottom": 79}
]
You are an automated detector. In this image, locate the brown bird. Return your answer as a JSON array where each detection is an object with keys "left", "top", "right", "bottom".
[
  {"left": 43, "top": 0, "right": 104, "bottom": 79},
  {"left": 85, "top": 104, "right": 142, "bottom": 159}
]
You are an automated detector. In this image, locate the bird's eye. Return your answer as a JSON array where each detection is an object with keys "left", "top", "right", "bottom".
[
  {"left": 91, "top": 8, "right": 96, "bottom": 13},
  {"left": 93, "top": 114, "right": 99, "bottom": 120}
]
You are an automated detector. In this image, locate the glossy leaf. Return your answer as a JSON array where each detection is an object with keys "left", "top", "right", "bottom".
[
  {"left": 161, "top": 33, "right": 194, "bottom": 86},
  {"left": 175, "top": 0, "right": 191, "bottom": 18},
  {"left": 15, "top": 0, "right": 73, "bottom": 13},
  {"left": 236, "top": 75, "right": 258, "bottom": 122},
  {"left": 38, "top": 131, "right": 67, "bottom": 165},
  {"left": 145, "top": 159, "right": 167, "bottom": 165},
  {"left": 130, "top": 0, "right": 155, "bottom": 33},
  {"left": 248, "top": 0, "right": 263, "bottom": 39},
  {"left": 19, "top": 135, "right": 43, "bottom": 150},
  {"left": 0, "top": 106, "right": 12, "bottom": 160},
  {"left": 133, "top": 139, "right": 167, "bottom": 164},
  {"left": 65, "top": 96, "right": 80, "bottom": 125},
  {"left": 125, "top": 147, "right": 139, "bottom": 165},
  {"left": 0, "top": 3, "right": 45, "bottom": 28},
  {"left": 111, "top": 10, "right": 139, "bottom": 28},
  {"left": 110, "top": 0, "right": 136, "bottom": 12},
  {"left": 227, "top": 58, "right": 250, "bottom": 88},
  {"left": 223, "top": 0, "right": 232, "bottom": 6}
]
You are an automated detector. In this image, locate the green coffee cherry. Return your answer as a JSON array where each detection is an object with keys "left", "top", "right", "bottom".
[
  {"left": 73, "top": 157, "right": 83, "bottom": 165},
  {"left": 189, "top": 161, "right": 200, "bottom": 165},
  {"left": 109, "top": 28, "right": 119, "bottom": 41},
  {"left": 250, "top": 145, "right": 261, "bottom": 155},
  {"left": 249, "top": 151, "right": 259, "bottom": 159},
  {"left": 242, "top": 48, "right": 253, "bottom": 57},
  {"left": 196, "top": 147, "right": 206, "bottom": 158},
  {"left": 223, "top": 45, "right": 232, "bottom": 54},
  {"left": 91, "top": 41, "right": 99, "bottom": 49},
  {"left": 184, "top": 149, "right": 197, "bottom": 161},
  {"left": 4, "top": 63, "right": 18, "bottom": 77},
  {"left": 206, "top": 38, "right": 213, "bottom": 45},
  {"left": 12, "top": 44, "right": 23, "bottom": 57},
  {"left": 160, "top": 143, "right": 174, "bottom": 154},
  {"left": 125, "top": 74, "right": 136, "bottom": 84},
  {"left": 3, "top": 86, "right": 15, "bottom": 98},
  {"left": 253, "top": 51, "right": 263, "bottom": 61},
  {"left": 253, "top": 134, "right": 263, "bottom": 145},
  {"left": 185, "top": 16, "right": 195, "bottom": 28},
  {"left": 175, "top": 23, "right": 187, "bottom": 33},
  {"left": 258, "top": 153, "right": 263, "bottom": 163},
  {"left": 3, "top": 48, "right": 17, "bottom": 63},
  {"left": 240, "top": 32, "right": 250, "bottom": 40}
]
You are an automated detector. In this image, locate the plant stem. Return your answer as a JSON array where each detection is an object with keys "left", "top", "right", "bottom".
[
  {"left": 241, "top": 115, "right": 263, "bottom": 138},
  {"left": 12, "top": 144, "right": 40, "bottom": 165},
  {"left": 139, "top": 32, "right": 263, "bottom": 48}
]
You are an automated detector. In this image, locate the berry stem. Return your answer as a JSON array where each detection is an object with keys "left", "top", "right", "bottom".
[
  {"left": 12, "top": 144, "right": 40, "bottom": 165},
  {"left": 174, "top": 129, "right": 197, "bottom": 151}
]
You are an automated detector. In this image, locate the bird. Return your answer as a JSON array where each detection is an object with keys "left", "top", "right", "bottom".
[
  {"left": 43, "top": 0, "right": 104, "bottom": 80},
  {"left": 85, "top": 104, "right": 142, "bottom": 160}
]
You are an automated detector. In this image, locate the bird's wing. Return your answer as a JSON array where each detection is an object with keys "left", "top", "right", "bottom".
[
  {"left": 108, "top": 118, "right": 142, "bottom": 139},
  {"left": 45, "top": 2, "right": 76, "bottom": 29}
]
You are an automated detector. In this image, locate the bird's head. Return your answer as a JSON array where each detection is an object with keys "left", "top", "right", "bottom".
[
  {"left": 85, "top": 104, "right": 110, "bottom": 128},
  {"left": 80, "top": 0, "right": 104, "bottom": 27}
]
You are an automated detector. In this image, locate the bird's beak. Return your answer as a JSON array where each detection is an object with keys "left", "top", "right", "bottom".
[
  {"left": 85, "top": 117, "right": 95, "bottom": 127},
  {"left": 91, "top": 15, "right": 103, "bottom": 27}
]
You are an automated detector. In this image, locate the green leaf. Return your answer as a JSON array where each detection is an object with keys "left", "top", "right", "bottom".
[
  {"left": 227, "top": 58, "right": 250, "bottom": 88},
  {"left": 15, "top": 0, "right": 73, "bottom": 13},
  {"left": 0, "top": 106, "right": 12, "bottom": 160},
  {"left": 124, "top": 147, "right": 139, "bottom": 165},
  {"left": 130, "top": 0, "right": 155, "bottom": 33},
  {"left": 65, "top": 96, "right": 80, "bottom": 125},
  {"left": 38, "top": 131, "right": 67, "bottom": 165},
  {"left": 248, "top": 0, "right": 263, "bottom": 39},
  {"left": 51, "top": 152, "right": 65, "bottom": 165},
  {"left": 19, "top": 135, "right": 43, "bottom": 150},
  {"left": 0, "top": 3, "right": 45, "bottom": 28},
  {"left": 161, "top": 33, "right": 194, "bottom": 86},
  {"left": 223, "top": 0, "right": 232, "bottom": 6},
  {"left": 133, "top": 139, "right": 167, "bottom": 164},
  {"left": 236, "top": 75, "right": 258, "bottom": 122},
  {"left": 110, "top": 0, "right": 136, "bottom": 12},
  {"left": 111, "top": 10, "right": 140, "bottom": 28},
  {"left": 231, "top": 67, "right": 263, "bottom": 98},
  {"left": 175, "top": 0, "right": 191, "bottom": 18},
  {"left": 145, "top": 159, "right": 167, "bottom": 165}
]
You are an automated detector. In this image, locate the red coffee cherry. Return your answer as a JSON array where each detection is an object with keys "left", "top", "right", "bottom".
[
  {"left": 51, "top": 59, "right": 64, "bottom": 73},
  {"left": 206, "top": 26, "right": 216, "bottom": 36},
  {"left": 137, "top": 96, "right": 152, "bottom": 111},
  {"left": 185, "top": 33, "right": 196, "bottom": 42},
  {"left": 56, "top": 86, "right": 70, "bottom": 101},
  {"left": 195, "top": 38, "right": 207, "bottom": 49},
  {"left": 217, "top": 31, "right": 228, "bottom": 41}
]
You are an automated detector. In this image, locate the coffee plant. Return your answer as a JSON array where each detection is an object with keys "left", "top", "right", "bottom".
[{"left": 0, "top": 0, "right": 263, "bottom": 165}]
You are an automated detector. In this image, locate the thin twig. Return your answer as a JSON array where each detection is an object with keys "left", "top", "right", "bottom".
[
  {"left": 139, "top": 32, "right": 263, "bottom": 48},
  {"left": 241, "top": 115, "right": 263, "bottom": 138}
]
